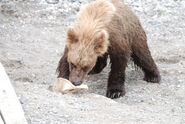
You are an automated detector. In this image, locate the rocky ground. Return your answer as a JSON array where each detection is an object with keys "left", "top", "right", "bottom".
[{"left": 0, "top": 0, "right": 185, "bottom": 123}]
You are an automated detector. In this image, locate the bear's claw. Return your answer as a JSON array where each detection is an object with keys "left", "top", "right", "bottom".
[{"left": 106, "top": 89, "right": 125, "bottom": 99}]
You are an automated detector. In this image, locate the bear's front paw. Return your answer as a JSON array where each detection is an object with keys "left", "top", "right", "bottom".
[{"left": 106, "top": 89, "right": 125, "bottom": 99}]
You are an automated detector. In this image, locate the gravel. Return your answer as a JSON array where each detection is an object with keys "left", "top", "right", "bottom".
[{"left": 0, "top": 0, "right": 185, "bottom": 123}]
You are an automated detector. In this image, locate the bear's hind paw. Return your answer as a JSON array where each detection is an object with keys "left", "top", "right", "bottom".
[{"left": 144, "top": 74, "right": 161, "bottom": 83}]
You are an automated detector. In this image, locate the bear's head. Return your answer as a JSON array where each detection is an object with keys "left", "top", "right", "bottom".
[{"left": 65, "top": 27, "right": 109, "bottom": 86}]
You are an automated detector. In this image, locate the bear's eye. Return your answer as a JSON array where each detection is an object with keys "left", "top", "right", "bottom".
[
  {"left": 70, "top": 63, "right": 76, "bottom": 68},
  {"left": 69, "top": 63, "right": 76, "bottom": 71},
  {"left": 82, "top": 66, "right": 89, "bottom": 72}
]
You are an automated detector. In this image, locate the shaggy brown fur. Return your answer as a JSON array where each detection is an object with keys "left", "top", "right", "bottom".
[{"left": 57, "top": 0, "right": 161, "bottom": 99}]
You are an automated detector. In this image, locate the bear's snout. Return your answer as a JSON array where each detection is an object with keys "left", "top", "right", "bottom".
[
  {"left": 69, "top": 68, "right": 87, "bottom": 86},
  {"left": 72, "top": 81, "right": 82, "bottom": 86},
  {"left": 69, "top": 77, "right": 83, "bottom": 86}
]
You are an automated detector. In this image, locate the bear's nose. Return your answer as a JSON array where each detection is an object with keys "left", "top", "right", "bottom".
[{"left": 72, "top": 81, "right": 82, "bottom": 86}]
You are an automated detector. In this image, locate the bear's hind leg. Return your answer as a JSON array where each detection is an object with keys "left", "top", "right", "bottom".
[
  {"left": 57, "top": 47, "right": 70, "bottom": 79},
  {"left": 131, "top": 41, "right": 161, "bottom": 83},
  {"left": 88, "top": 53, "right": 108, "bottom": 75},
  {"left": 106, "top": 52, "right": 129, "bottom": 99}
]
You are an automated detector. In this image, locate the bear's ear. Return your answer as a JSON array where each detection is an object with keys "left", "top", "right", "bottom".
[
  {"left": 66, "top": 27, "right": 78, "bottom": 44},
  {"left": 94, "top": 30, "right": 109, "bottom": 56}
]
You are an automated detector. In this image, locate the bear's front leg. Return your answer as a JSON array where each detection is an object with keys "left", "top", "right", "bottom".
[
  {"left": 57, "top": 47, "right": 69, "bottom": 79},
  {"left": 106, "top": 53, "right": 129, "bottom": 99},
  {"left": 88, "top": 53, "right": 108, "bottom": 75}
]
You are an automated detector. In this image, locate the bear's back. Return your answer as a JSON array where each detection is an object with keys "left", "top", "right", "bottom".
[{"left": 107, "top": 0, "right": 145, "bottom": 48}]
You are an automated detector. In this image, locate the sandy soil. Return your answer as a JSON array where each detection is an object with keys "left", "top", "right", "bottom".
[{"left": 0, "top": 0, "right": 185, "bottom": 123}]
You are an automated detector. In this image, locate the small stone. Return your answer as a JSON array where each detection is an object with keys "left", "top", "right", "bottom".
[{"left": 45, "top": 0, "right": 59, "bottom": 4}]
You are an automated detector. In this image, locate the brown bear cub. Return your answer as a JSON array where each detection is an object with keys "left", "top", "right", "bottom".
[{"left": 57, "top": 0, "right": 161, "bottom": 99}]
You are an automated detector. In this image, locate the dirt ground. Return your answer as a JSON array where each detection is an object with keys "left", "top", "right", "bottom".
[{"left": 0, "top": 0, "right": 185, "bottom": 123}]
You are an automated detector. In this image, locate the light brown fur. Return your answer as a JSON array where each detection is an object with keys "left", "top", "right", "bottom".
[{"left": 66, "top": 0, "right": 115, "bottom": 68}]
